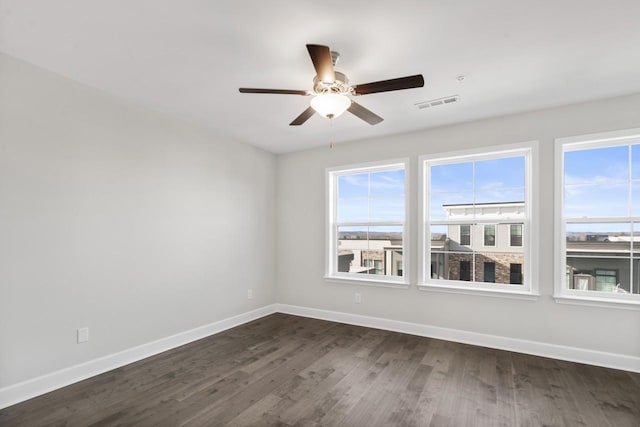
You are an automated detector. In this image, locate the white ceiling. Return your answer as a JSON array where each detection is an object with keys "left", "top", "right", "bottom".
[{"left": 1, "top": 1, "right": 640, "bottom": 153}]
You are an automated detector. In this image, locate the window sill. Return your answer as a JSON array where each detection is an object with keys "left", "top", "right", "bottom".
[
  {"left": 553, "top": 294, "right": 640, "bottom": 311},
  {"left": 324, "top": 276, "right": 410, "bottom": 289},
  {"left": 417, "top": 283, "right": 539, "bottom": 300}
]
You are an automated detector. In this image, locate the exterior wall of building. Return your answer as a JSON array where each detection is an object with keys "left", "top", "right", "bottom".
[
  {"left": 432, "top": 205, "right": 526, "bottom": 284},
  {"left": 436, "top": 252, "right": 524, "bottom": 284}
]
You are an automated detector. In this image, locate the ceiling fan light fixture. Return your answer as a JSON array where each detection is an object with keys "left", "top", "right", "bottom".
[{"left": 310, "top": 93, "right": 351, "bottom": 119}]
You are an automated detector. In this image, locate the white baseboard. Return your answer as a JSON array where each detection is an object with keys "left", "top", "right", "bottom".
[
  {"left": 276, "top": 303, "right": 640, "bottom": 374},
  {"left": 0, "top": 304, "right": 278, "bottom": 410},
  {"left": 3, "top": 302, "right": 638, "bottom": 410}
]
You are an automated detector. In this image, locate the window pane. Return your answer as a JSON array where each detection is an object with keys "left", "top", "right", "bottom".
[
  {"left": 336, "top": 226, "right": 368, "bottom": 273},
  {"left": 369, "top": 169, "right": 404, "bottom": 196},
  {"left": 337, "top": 197, "right": 369, "bottom": 222},
  {"left": 448, "top": 224, "right": 474, "bottom": 251},
  {"left": 430, "top": 251, "right": 474, "bottom": 281},
  {"left": 369, "top": 196, "right": 404, "bottom": 222},
  {"left": 631, "top": 182, "right": 640, "bottom": 217},
  {"left": 475, "top": 157, "right": 525, "bottom": 190},
  {"left": 564, "top": 183, "right": 628, "bottom": 218},
  {"left": 566, "top": 258, "right": 630, "bottom": 293},
  {"left": 431, "top": 162, "right": 473, "bottom": 192},
  {"left": 337, "top": 225, "right": 403, "bottom": 277},
  {"left": 632, "top": 144, "right": 640, "bottom": 180},
  {"left": 565, "top": 222, "right": 632, "bottom": 293},
  {"left": 338, "top": 174, "right": 369, "bottom": 198},
  {"left": 565, "top": 222, "right": 631, "bottom": 252},
  {"left": 565, "top": 145, "right": 628, "bottom": 185},
  {"left": 366, "top": 226, "right": 403, "bottom": 277},
  {"left": 633, "top": 259, "right": 640, "bottom": 294},
  {"left": 430, "top": 191, "right": 474, "bottom": 221},
  {"left": 430, "top": 225, "right": 448, "bottom": 250},
  {"left": 475, "top": 188, "right": 525, "bottom": 205}
]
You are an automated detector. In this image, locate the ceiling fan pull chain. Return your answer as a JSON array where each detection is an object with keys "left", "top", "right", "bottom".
[{"left": 329, "top": 117, "right": 334, "bottom": 149}]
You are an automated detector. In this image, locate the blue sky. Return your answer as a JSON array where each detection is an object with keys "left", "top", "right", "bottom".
[
  {"left": 336, "top": 144, "right": 640, "bottom": 233},
  {"left": 429, "top": 156, "right": 525, "bottom": 220},
  {"left": 338, "top": 169, "right": 405, "bottom": 223},
  {"left": 565, "top": 144, "right": 640, "bottom": 219}
]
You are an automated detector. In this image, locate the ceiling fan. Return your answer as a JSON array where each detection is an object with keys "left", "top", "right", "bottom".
[{"left": 239, "top": 44, "right": 425, "bottom": 126}]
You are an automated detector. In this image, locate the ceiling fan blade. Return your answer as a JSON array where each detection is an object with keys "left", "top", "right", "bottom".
[
  {"left": 239, "top": 88, "right": 309, "bottom": 95},
  {"left": 348, "top": 101, "right": 383, "bottom": 125},
  {"left": 289, "top": 106, "right": 316, "bottom": 126},
  {"left": 306, "top": 44, "right": 335, "bottom": 83},
  {"left": 352, "top": 74, "right": 424, "bottom": 95}
]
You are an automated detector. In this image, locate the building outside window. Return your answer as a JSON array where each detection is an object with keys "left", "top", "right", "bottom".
[
  {"left": 326, "top": 160, "right": 408, "bottom": 285},
  {"left": 556, "top": 128, "right": 640, "bottom": 307},
  {"left": 421, "top": 143, "right": 536, "bottom": 295}
]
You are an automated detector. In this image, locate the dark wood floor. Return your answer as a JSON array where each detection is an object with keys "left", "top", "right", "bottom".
[{"left": 1, "top": 314, "right": 639, "bottom": 427}]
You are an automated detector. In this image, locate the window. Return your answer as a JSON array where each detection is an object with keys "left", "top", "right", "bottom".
[
  {"left": 510, "top": 263, "right": 523, "bottom": 284},
  {"left": 421, "top": 142, "right": 536, "bottom": 296},
  {"left": 483, "top": 262, "right": 496, "bottom": 283},
  {"left": 510, "top": 224, "right": 523, "bottom": 246},
  {"left": 460, "top": 225, "right": 471, "bottom": 245},
  {"left": 459, "top": 260, "right": 471, "bottom": 281},
  {"left": 327, "top": 160, "right": 408, "bottom": 285},
  {"left": 364, "top": 259, "right": 383, "bottom": 275},
  {"left": 595, "top": 269, "right": 617, "bottom": 292},
  {"left": 484, "top": 224, "right": 496, "bottom": 246},
  {"left": 556, "top": 128, "right": 640, "bottom": 307}
]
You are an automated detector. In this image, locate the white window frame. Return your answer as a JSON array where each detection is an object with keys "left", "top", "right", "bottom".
[
  {"left": 325, "top": 158, "right": 410, "bottom": 287},
  {"left": 418, "top": 141, "right": 539, "bottom": 299},
  {"left": 555, "top": 128, "right": 640, "bottom": 310}
]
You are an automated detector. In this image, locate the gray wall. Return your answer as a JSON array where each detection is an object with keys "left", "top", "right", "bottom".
[
  {"left": 276, "top": 92, "right": 640, "bottom": 358},
  {"left": 0, "top": 54, "right": 277, "bottom": 388}
]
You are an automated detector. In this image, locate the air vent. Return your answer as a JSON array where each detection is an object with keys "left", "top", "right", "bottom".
[{"left": 415, "top": 95, "right": 460, "bottom": 110}]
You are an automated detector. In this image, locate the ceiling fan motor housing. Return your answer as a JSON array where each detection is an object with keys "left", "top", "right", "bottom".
[{"left": 313, "top": 71, "right": 350, "bottom": 95}]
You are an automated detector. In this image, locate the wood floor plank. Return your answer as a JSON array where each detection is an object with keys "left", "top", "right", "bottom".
[{"left": 1, "top": 313, "right": 638, "bottom": 427}]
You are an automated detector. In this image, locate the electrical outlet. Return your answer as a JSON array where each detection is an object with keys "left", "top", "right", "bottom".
[
  {"left": 247, "top": 289, "right": 253, "bottom": 299},
  {"left": 77, "top": 327, "right": 89, "bottom": 344},
  {"left": 354, "top": 292, "right": 362, "bottom": 304}
]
